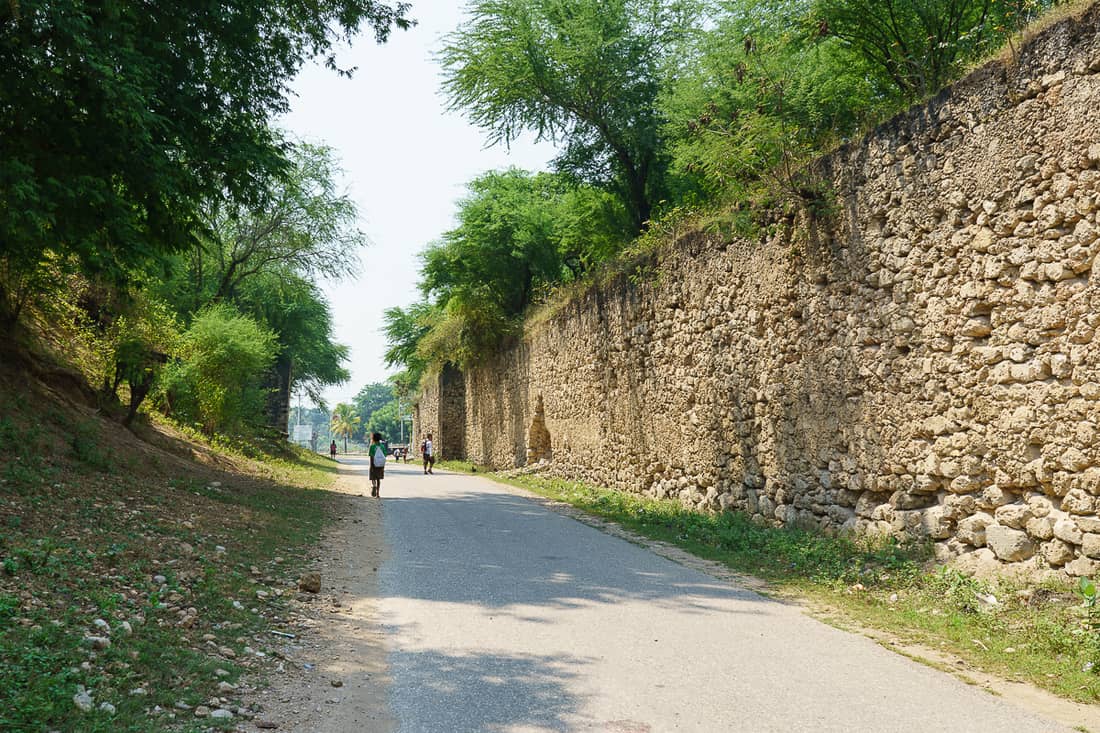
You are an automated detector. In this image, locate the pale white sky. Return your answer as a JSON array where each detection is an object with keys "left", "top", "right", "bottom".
[{"left": 280, "top": 2, "right": 557, "bottom": 409}]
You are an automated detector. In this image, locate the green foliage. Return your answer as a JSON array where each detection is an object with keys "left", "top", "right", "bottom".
[
  {"left": 363, "top": 399, "right": 402, "bottom": 441},
  {"left": 158, "top": 304, "right": 277, "bottom": 435},
  {"left": 661, "top": 1, "right": 883, "bottom": 208},
  {"left": 340, "top": 382, "right": 409, "bottom": 444},
  {"left": 185, "top": 143, "right": 366, "bottom": 306},
  {"left": 441, "top": 0, "right": 703, "bottom": 231},
  {"left": 382, "top": 166, "right": 633, "bottom": 376},
  {"left": 407, "top": 169, "right": 633, "bottom": 367},
  {"left": 383, "top": 301, "right": 439, "bottom": 392},
  {"left": 236, "top": 270, "right": 350, "bottom": 405},
  {"left": 353, "top": 383, "right": 395, "bottom": 438},
  {"left": 1076, "top": 576, "right": 1100, "bottom": 671},
  {"left": 814, "top": 0, "right": 1064, "bottom": 100},
  {"left": 0, "top": 0, "right": 409, "bottom": 322},
  {"left": 154, "top": 143, "right": 359, "bottom": 429},
  {"left": 329, "top": 402, "right": 360, "bottom": 452},
  {"left": 421, "top": 170, "right": 575, "bottom": 315}
]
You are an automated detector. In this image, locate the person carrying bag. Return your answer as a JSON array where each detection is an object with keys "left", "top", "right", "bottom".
[{"left": 368, "top": 432, "right": 386, "bottom": 497}]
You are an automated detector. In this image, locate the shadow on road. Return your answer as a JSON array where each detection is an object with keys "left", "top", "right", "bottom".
[
  {"left": 387, "top": 648, "right": 591, "bottom": 732},
  {"left": 333, "top": 456, "right": 776, "bottom": 732},
  {"left": 374, "top": 487, "right": 775, "bottom": 616}
]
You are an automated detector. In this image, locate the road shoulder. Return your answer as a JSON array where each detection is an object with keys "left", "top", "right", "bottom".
[{"left": 245, "top": 464, "right": 393, "bottom": 732}]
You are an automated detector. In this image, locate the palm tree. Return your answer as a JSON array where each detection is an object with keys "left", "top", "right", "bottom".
[{"left": 330, "top": 403, "right": 361, "bottom": 454}]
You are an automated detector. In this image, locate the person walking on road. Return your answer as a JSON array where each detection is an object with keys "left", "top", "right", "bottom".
[
  {"left": 369, "top": 432, "right": 386, "bottom": 497},
  {"left": 422, "top": 433, "right": 435, "bottom": 475},
  {"left": 329, "top": 440, "right": 337, "bottom": 460}
]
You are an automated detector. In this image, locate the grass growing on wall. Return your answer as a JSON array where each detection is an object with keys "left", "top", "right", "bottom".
[{"left": 487, "top": 471, "right": 1100, "bottom": 704}]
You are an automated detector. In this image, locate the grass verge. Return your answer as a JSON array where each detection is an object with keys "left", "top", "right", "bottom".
[
  {"left": 478, "top": 470, "right": 1100, "bottom": 704},
  {"left": 0, "top": 383, "right": 339, "bottom": 731}
]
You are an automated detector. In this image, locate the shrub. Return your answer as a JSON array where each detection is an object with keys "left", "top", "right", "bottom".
[{"left": 157, "top": 304, "right": 277, "bottom": 435}]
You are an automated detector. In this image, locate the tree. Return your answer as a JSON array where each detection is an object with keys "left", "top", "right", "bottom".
[
  {"left": 156, "top": 143, "right": 360, "bottom": 432},
  {"left": 422, "top": 170, "right": 565, "bottom": 315},
  {"left": 661, "top": 0, "right": 883, "bottom": 203},
  {"left": 381, "top": 169, "right": 631, "bottom": 372},
  {"left": 0, "top": 0, "right": 409, "bottom": 325},
  {"left": 330, "top": 403, "right": 361, "bottom": 453},
  {"left": 813, "top": 0, "right": 1059, "bottom": 100},
  {"left": 158, "top": 304, "right": 277, "bottom": 435},
  {"left": 416, "top": 170, "right": 563, "bottom": 365},
  {"left": 365, "top": 399, "right": 402, "bottom": 442},
  {"left": 104, "top": 297, "right": 180, "bottom": 426},
  {"left": 354, "top": 383, "right": 396, "bottom": 437},
  {"left": 440, "top": 0, "right": 701, "bottom": 232},
  {"left": 237, "top": 271, "right": 350, "bottom": 434},
  {"left": 412, "top": 169, "right": 632, "bottom": 365},
  {"left": 197, "top": 143, "right": 366, "bottom": 305},
  {"left": 383, "top": 301, "right": 438, "bottom": 392}
]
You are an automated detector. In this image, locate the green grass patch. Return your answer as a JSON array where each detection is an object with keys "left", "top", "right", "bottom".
[
  {"left": 436, "top": 459, "right": 487, "bottom": 475},
  {"left": 0, "top": 425, "right": 338, "bottom": 731},
  {"left": 70, "top": 419, "right": 115, "bottom": 473},
  {"left": 0, "top": 414, "right": 53, "bottom": 489},
  {"left": 488, "top": 471, "right": 1100, "bottom": 703}
]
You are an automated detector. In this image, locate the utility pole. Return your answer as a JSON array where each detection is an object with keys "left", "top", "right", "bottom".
[{"left": 400, "top": 394, "right": 409, "bottom": 444}]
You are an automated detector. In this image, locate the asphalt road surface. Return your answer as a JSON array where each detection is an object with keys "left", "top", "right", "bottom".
[{"left": 357, "top": 458, "right": 1069, "bottom": 733}]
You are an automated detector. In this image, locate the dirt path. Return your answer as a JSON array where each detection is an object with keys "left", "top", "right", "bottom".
[{"left": 246, "top": 457, "right": 394, "bottom": 732}]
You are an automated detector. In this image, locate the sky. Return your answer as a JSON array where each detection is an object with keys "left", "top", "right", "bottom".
[{"left": 279, "top": 2, "right": 558, "bottom": 410}]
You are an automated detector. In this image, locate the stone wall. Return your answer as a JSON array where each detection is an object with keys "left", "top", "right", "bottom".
[
  {"left": 418, "top": 4, "right": 1100, "bottom": 577},
  {"left": 413, "top": 364, "right": 466, "bottom": 461}
]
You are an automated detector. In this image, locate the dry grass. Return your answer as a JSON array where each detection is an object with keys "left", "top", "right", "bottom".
[{"left": 990, "top": 0, "right": 1098, "bottom": 67}]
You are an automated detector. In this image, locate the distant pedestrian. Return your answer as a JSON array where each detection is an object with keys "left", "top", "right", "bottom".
[
  {"left": 330, "top": 440, "right": 337, "bottom": 460},
  {"left": 422, "top": 433, "right": 435, "bottom": 475},
  {"left": 369, "top": 432, "right": 386, "bottom": 497}
]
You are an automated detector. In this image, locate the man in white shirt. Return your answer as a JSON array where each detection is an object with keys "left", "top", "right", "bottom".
[{"left": 422, "top": 433, "right": 435, "bottom": 475}]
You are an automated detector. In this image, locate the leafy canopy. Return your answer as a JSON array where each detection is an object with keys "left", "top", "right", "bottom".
[
  {"left": 813, "top": 0, "right": 1062, "bottom": 99},
  {"left": 198, "top": 142, "right": 365, "bottom": 303},
  {"left": 236, "top": 271, "right": 350, "bottom": 407},
  {"left": 661, "top": 0, "right": 885, "bottom": 203},
  {"left": 409, "top": 169, "right": 631, "bottom": 367},
  {"left": 441, "top": 0, "right": 702, "bottom": 232},
  {"left": 0, "top": 0, "right": 409, "bottom": 295},
  {"left": 154, "top": 142, "right": 361, "bottom": 421}
]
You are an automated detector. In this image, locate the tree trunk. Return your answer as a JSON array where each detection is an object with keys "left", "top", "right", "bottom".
[{"left": 263, "top": 354, "right": 292, "bottom": 438}]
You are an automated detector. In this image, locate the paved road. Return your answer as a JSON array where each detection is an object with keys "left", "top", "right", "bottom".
[{"left": 364, "top": 458, "right": 1068, "bottom": 733}]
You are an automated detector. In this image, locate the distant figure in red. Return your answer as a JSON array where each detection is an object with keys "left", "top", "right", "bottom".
[{"left": 330, "top": 440, "right": 337, "bottom": 460}]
